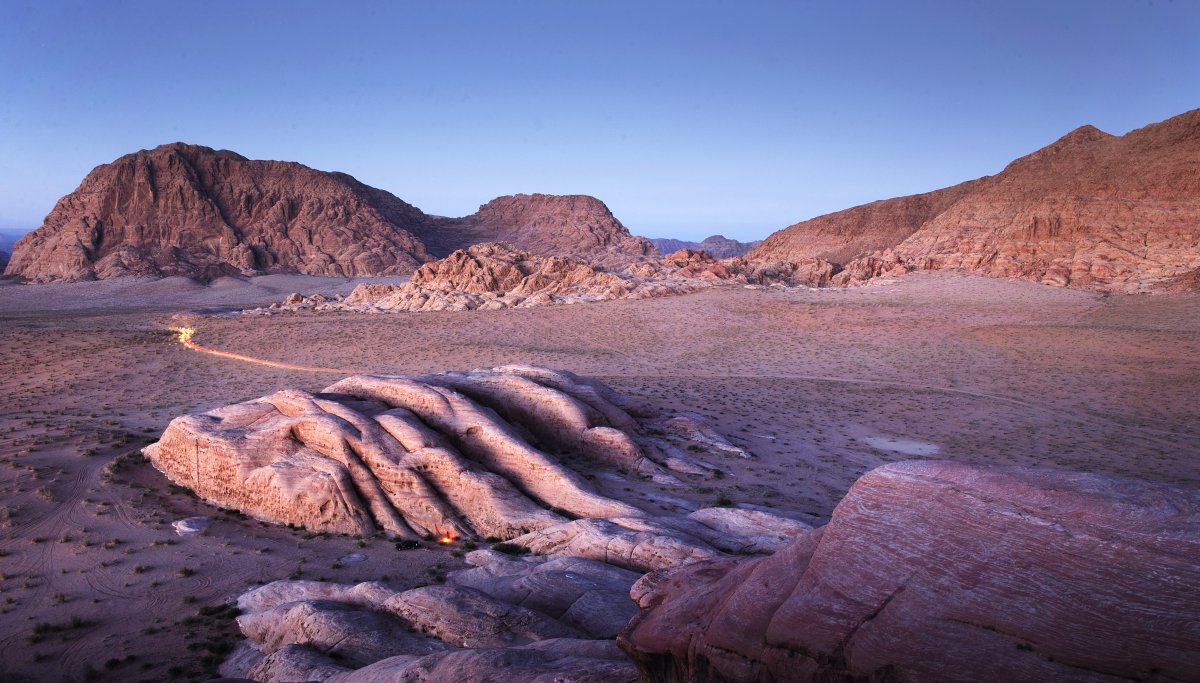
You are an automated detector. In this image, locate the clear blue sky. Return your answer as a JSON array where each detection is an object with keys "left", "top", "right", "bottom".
[{"left": 0, "top": 1, "right": 1196, "bottom": 242}]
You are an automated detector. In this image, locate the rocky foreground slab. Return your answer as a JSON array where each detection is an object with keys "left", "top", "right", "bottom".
[{"left": 618, "top": 460, "right": 1200, "bottom": 682}]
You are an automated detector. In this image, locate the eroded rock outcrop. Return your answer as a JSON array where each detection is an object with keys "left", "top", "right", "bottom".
[
  {"left": 222, "top": 550, "right": 642, "bottom": 682},
  {"left": 752, "top": 109, "right": 1200, "bottom": 292},
  {"left": 143, "top": 366, "right": 771, "bottom": 545},
  {"left": 150, "top": 366, "right": 813, "bottom": 682},
  {"left": 261, "top": 243, "right": 832, "bottom": 314},
  {"left": 618, "top": 461, "right": 1200, "bottom": 682}
]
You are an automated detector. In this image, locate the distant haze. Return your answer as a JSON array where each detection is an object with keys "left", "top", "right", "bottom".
[{"left": 1, "top": 1, "right": 1196, "bottom": 241}]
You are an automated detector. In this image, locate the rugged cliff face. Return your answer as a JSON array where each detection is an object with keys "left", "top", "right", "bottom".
[
  {"left": 753, "top": 109, "right": 1200, "bottom": 292},
  {"left": 428, "top": 194, "right": 658, "bottom": 266},
  {"left": 750, "top": 179, "right": 984, "bottom": 265},
  {"left": 4, "top": 148, "right": 658, "bottom": 283},
  {"left": 4, "top": 143, "right": 437, "bottom": 282}
]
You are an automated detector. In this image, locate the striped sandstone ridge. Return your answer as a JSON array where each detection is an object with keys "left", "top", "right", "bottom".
[
  {"left": 143, "top": 365, "right": 806, "bottom": 564},
  {"left": 618, "top": 461, "right": 1200, "bottom": 682}
]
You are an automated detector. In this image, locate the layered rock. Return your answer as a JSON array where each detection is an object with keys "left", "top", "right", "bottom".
[
  {"left": 179, "top": 368, "right": 816, "bottom": 682},
  {"left": 650, "top": 235, "right": 761, "bottom": 259},
  {"left": 426, "top": 193, "right": 657, "bottom": 266},
  {"left": 753, "top": 108, "right": 1200, "bottom": 292},
  {"left": 618, "top": 461, "right": 1200, "bottom": 682},
  {"left": 262, "top": 243, "right": 832, "bottom": 314},
  {"left": 4, "top": 143, "right": 437, "bottom": 282},
  {"left": 143, "top": 365, "right": 777, "bottom": 544},
  {"left": 221, "top": 550, "right": 641, "bottom": 682}
]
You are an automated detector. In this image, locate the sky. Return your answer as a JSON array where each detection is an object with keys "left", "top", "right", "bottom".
[{"left": 0, "top": 1, "right": 1196, "bottom": 242}]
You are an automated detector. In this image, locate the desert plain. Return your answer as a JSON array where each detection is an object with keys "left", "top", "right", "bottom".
[{"left": 0, "top": 271, "right": 1196, "bottom": 681}]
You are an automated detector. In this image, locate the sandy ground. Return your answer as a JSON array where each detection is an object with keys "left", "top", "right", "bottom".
[{"left": 1, "top": 271, "right": 1198, "bottom": 681}]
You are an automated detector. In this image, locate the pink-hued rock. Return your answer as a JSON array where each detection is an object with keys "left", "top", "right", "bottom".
[
  {"left": 144, "top": 367, "right": 663, "bottom": 540},
  {"left": 650, "top": 235, "right": 761, "bottom": 259},
  {"left": 4, "top": 143, "right": 436, "bottom": 282},
  {"left": 618, "top": 461, "right": 1200, "bottom": 682},
  {"left": 325, "top": 639, "right": 637, "bottom": 683},
  {"left": 424, "top": 193, "right": 657, "bottom": 267},
  {"left": 4, "top": 147, "right": 658, "bottom": 283},
  {"left": 222, "top": 550, "right": 644, "bottom": 682},
  {"left": 752, "top": 108, "right": 1200, "bottom": 292},
  {"left": 267, "top": 242, "right": 833, "bottom": 315}
]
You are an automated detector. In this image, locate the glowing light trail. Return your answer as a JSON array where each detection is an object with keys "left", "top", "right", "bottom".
[{"left": 169, "top": 326, "right": 359, "bottom": 374}]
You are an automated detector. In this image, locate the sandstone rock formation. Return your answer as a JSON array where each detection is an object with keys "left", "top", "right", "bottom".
[
  {"left": 427, "top": 194, "right": 657, "bottom": 267},
  {"left": 3, "top": 143, "right": 437, "bottom": 282},
  {"left": 221, "top": 549, "right": 642, "bottom": 682},
  {"left": 143, "top": 366, "right": 777, "bottom": 543},
  {"left": 650, "top": 235, "right": 761, "bottom": 259},
  {"left": 260, "top": 243, "right": 832, "bottom": 315},
  {"left": 618, "top": 461, "right": 1200, "bottom": 682},
  {"left": 753, "top": 109, "right": 1200, "bottom": 292}
]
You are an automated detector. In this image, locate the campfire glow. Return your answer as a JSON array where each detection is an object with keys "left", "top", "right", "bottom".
[
  {"left": 168, "top": 325, "right": 357, "bottom": 374},
  {"left": 438, "top": 533, "right": 455, "bottom": 544}
]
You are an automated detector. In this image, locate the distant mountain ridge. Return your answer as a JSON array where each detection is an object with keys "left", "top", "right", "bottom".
[
  {"left": 649, "top": 235, "right": 760, "bottom": 259},
  {"left": 752, "top": 108, "right": 1200, "bottom": 292},
  {"left": 4, "top": 144, "right": 656, "bottom": 282}
]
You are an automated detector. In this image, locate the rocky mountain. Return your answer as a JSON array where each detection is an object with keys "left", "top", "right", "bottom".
[
  {"left": 4, "top": 146, "right": 656, "bottom": 282},
  {"left": 751, "top": 180, "right": 984, "bottom": 265},
  {"left": 753, "top": 109, "right": 1200, "bottom": 292},
  {"left": 4, "top": 143, "right": 437, "bottom": 282},
  {"left": 428, "top": 194, "right": 657, "bottom": 267},
  {"left": 649, "top": 235, "right": 760, "bottom": 258}
]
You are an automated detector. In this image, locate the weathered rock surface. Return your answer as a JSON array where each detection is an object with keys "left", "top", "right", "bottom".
[
  {"left": 326, "top": 639, "right": 636, "bottom": 683},
  {"left": 753, "top": 109, "right": 1200, "bottom": 292},
  {"left": 222, "top": 550, "right": 642, "bottom": 682},
  {"left": 750, "top": 179, "right": 984, "bottom": 266},
  {"left": 426, "top": 193, "right": 658, "bottom": 267},
  {"left": 618, "top": 461, "right": 1200, "bottom": 682},
  {"left": 153, "top": 367, "right": 811, "bottom": 682},
  {"left": 144, "top": 366, "right": 767, "bottom": 540},
  {"left": 4, "top": 143, "right": 437, "bottom": 282},
  {"left": 650, "top": 235, "right": 761, "bottom": 259},
  {"left": 261, "top": 243, "right": 832, "bottom": 315}
]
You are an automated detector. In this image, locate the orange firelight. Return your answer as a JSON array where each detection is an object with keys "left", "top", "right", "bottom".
[
  {"left": 166, "top": 324, "right": 357, "bottom": 374},
  {"left": 438, "top": 533, "right": 455, "bottom": 544}
]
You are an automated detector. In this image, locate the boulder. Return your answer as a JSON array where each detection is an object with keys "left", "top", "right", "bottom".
[{"left": 618, "top": 461, "right": 1200, "bottom": 682}]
